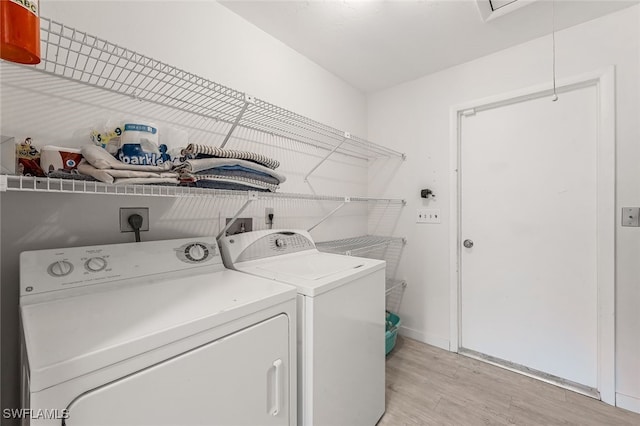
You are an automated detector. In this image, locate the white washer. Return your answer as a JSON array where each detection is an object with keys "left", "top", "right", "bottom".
[
  {"left": 218, "top": 230, "right": 386, "bottom": 426},
  {"left": 19, "top": 237, "right": 297, "bottom": 426}
]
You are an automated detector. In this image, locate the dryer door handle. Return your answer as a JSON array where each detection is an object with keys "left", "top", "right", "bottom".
[{"left": 269, "top": 359, "right": 283, "bottom": 416}]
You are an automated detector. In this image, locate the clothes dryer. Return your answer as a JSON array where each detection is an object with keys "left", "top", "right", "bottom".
[{"left": 20, "top": 237, "right": 296, "bottom": 426}]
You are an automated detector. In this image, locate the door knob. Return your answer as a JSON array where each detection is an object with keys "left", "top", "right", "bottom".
[{"left": 463, "top": 239, "right": 474, "bottom": 248}]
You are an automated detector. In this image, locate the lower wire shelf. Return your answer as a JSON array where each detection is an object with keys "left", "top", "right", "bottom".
[
  {"left": 386, "top": 279, "right": 407, "bottom": 296},
  {"left": 315, "top": 235, "right": 406, "bottom": 256}
]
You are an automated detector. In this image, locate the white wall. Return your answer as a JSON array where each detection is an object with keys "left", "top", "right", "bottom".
[
  {"left": 0, "top": 1, "right": 372, "bottom": 416},
  {"left": 367, "top": 5, "right": 640, "bottom": 410}
]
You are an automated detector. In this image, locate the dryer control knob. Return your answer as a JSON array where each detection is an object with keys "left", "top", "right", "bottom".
[
  {"left": 275, "top": 238, "right": 286, "bottom": 248},
  {"left": 48, "top": 260, "right": 73, "bottom": 277},
  {"left": 85, "top": 257, "right": 107, "bottom": 272},
  {"left": 186, "top": 243, "right": 209, "bottom": 262}
]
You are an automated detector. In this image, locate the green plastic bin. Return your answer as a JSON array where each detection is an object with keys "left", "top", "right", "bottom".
[{"left": 385, "top": 311, "right": 401, "bottom": 355}]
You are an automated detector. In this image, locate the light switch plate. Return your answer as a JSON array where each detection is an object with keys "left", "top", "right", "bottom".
[
  {"left": 621, "top": 207, "right": 639, "bottom": 227},
  {"left": 417, "top": 209, "right": 441, "bottom": 224}
]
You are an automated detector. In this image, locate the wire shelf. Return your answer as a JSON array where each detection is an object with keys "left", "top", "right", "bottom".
[
  {"left": 27, "top": 17, "right": 405, "bottom": 161},
  {"left": 315, "top": 235, "right": 406, "bottom": 256},
  {"left": 386, "top": 279, "right": 407, "bottom": 313},
  {"left": 0, "top": 175, "right": 406, "bottom": 204},
  {"left": 386, "top": 279, "right": 406, "bottom": 296}
]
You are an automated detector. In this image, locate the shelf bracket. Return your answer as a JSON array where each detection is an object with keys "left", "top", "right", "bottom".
[
  {"left": 220, "top": 93, "right": 255, "bottom": 149},
  {"left": 217, "top": 191, "right": 258, "bottom": 239},
  {"left": 304, "top": 132, "right": 351, "bottom": 182},
  {"left": 0, "top": 175, "right": 7, "bottom": 192},
  {"left": 307, "top": 197, "right": 350, "bottom": 232}
]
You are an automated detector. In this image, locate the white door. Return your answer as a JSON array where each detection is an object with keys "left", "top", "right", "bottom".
[
  {"left": 66, "top": 314, "right": 290, "bottom": 426},
  {"left": 459, "top": 85, "right": 599, "bottom": 391}
]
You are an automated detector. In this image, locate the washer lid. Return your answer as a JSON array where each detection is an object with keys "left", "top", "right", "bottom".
[
  {"left": 234, "top": 251, "right": 386, "bottom": 297},
  {"left": 254, "top": 252, "right": 364, "bottom": 280},
  {"left": 21, "top": 270, "right": 296, "bottom": 392}
]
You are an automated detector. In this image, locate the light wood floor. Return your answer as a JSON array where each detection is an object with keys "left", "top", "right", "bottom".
[{"left": 378, "top": 337, "right": 640, "bottom": 426}]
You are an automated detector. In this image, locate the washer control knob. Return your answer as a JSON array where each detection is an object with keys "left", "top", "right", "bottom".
[
  {"left": 85, "top": 257, "right": 107, "bottom": 272},
  {"left": 185, "top": 243, "right": 209, "bottom": 262},
  {"left": 48, "top": 261, "right": 73, "bottom": 277},
  {"left": 275, "top": 238, "right": 286, "bottom": 248}
]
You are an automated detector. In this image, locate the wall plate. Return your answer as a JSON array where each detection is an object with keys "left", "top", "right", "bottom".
[
  {"left": 120, "top": 207, "right": 150, "bottom": 232},
  {"left": 265, "top": 207, "right": 274, "bottom": 225},
  {"left": 621, "top": 207, "right": 639, "bottom": 227},
  {"left": 417, "top": 209, "right": 441, "bottom": 224},
  {"left": 226, "top": 217, "right": 253, "bottom": 236}
]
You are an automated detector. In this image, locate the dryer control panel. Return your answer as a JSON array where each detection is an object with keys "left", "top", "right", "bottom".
[
  {"left": 20, "top": 237, "right": 222, "bottom": 300},
  {"left": 219, "top": 229, "right": 316, "bottom": 265}
]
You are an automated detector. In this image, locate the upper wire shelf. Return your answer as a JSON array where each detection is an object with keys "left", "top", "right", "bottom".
[
  {"left": 0, "top": 175, "right": 406, "bottom": 204},
  {"left": 28, "top": 18, "right": 405, "bottom": 162}
]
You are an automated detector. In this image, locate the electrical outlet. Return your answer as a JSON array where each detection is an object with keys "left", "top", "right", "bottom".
[
  {"left": 265, "top": 207, "right": 274, "bottom": 225},
  {"left": 120, "top": 207, "right": 150, "bottom": 232},
  {"left": 417, "top": 209, "right": 441, "bottom": 224},
  {"left": 621, "top": 207, "right": 640, "bottom": 227},
  {"left": 225, "top": 218, "right": 253, "bottom": 236}
]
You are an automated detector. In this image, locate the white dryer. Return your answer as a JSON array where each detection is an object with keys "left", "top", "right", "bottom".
[
  {"left": 218, "top": 230, "right": 386, "bottom": 426},
  {"left": 19, "top": 237, "right": 297, "bottom": 426}
]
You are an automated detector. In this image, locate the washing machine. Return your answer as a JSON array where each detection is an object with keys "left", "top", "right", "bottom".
[
  {"left": 19, "top": 237, "right": 297, "bottom": 426},
  {"left": 218, "top": 230, "right": 386, "bottom": 426}
]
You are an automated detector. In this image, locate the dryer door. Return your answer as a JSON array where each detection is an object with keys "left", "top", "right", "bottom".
[{"left": 65, "top": 314, "right": 290, "bottom": 426}]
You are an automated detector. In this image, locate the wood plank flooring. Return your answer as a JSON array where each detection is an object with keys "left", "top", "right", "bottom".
[{"left": 378, "top": 336, "right": 640, "bottom": 426}]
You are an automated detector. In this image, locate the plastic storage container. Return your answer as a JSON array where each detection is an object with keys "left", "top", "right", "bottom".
[
  {"left": 0, "top": 0, "right": 41, "bottom": 64},
  {"left": 385, "top": 311, "right": 401, "bottom": 355}
]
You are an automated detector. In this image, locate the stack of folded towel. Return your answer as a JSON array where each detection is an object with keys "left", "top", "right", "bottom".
[
  {"left": 79, "top": 145, "right": 180, "bottom": 185},
  {"left": 33, "top": 142, "right": 286, "bottom": 191},
  {"left": 177, "top": 144, "right": 285, "bottom": 192}
]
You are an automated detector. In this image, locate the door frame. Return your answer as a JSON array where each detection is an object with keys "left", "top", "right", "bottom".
[{"left": 448, "top": 67, "right": 616, "bottom": 404}]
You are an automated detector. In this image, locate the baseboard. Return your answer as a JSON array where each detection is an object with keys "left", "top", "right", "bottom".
[
  {"left": 616, "top": 392, "right": 640, "bottom": 414},
  {"left": 398, "top": 325, "right": 449, "bottom": 351}
]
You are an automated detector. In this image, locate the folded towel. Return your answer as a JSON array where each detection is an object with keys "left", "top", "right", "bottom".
[
  {"left": 176, "top": 157, "right": 286, "bottom": 183},
  {"left": 182, "top": 144, "right": 280, "bottom": 170},
  {"left": 189, "top": 167, "right": 280, "bottom": 186},
  {"left": 48, "top": 169, "right": 97, "bottom": 181},
  {"left": 78, "top": 160, "right": 179, "bottom": 185},
  {"left": 109, "top": 178, "right": 180, "bottom": 185},
  {"left": 82, "top": 145, "right": 173, "bottom": 171},
  {"left": 181, "top": 173, "right": 279, "bottom": 192},
  {"left": 184, "top": 180, "right": 271, "bottom": 192}
]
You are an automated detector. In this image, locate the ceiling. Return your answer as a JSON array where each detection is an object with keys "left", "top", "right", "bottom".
[{"left": 220, "top": 0, "right": 638, "bottom": 93}]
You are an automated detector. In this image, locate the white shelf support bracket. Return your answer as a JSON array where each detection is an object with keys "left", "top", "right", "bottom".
[
  {"left": 220, "top": 93, "right": 255, "bottom": 149},
  {"left": 217, "top": 191, "right": 258, "bottom": 239},
  {"left": 308, "top": 196, "right": 351, "bottom": 232},
  {"left": 304, "top": 132, "right": 351, "bottom": 182}
]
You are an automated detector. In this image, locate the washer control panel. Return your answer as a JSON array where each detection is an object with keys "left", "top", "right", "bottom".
[
  {"left": 220, "top": 230, "right": 316, "bottom": 264},
  {"left": 21, "top": 237, "right": 223, "bottom": 299}
]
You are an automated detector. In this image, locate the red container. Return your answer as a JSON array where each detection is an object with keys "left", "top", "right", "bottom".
[{"left": 0, "top": 0, "right": 40, "bottom": 64}]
